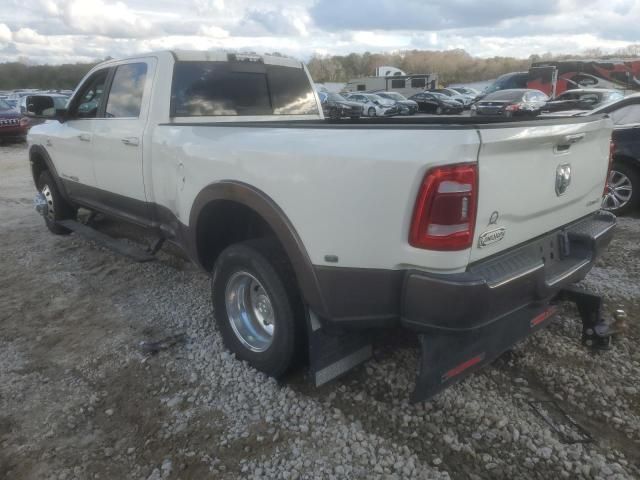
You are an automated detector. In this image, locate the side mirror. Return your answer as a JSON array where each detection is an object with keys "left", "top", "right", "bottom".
[{"left": 24, "top": 95, "right": 66, "bottom": 122}]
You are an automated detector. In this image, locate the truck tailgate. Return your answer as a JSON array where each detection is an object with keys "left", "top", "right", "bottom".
[{"left": 470, "top": 117, "right": 612, "bottom": 263}]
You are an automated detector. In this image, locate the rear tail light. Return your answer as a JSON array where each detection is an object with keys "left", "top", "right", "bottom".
[{"left": 409, "top": 163, "right": 478, "bottom": 251}]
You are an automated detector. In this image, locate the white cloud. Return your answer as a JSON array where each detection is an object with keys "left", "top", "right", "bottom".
[
  {"left": 14, "top": 28, "right": 49, "bottom": 45},
  {"left": 198, "top": 25, "right": 230, "bottom": 38},
  {"left": 38, "top": 0, "right": 61, "bottom": 15},
  {"left": 0, "top": 23, "right": 12, "bottom": 44},
  {"left": 0, "top": 0, "right": 639, "bottom": 64}
]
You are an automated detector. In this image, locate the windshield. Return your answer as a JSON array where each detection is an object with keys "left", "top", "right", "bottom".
[
  {"left": 429, "top": 92, "right": 447, "bottom": 99},
  {"left": 0, "top": 99, "right": 13, "bottom": 110},
  {"left": 382, "top": 92, "right": 406, "bottom": 101},
  {"left": 483, "top": 90, "right": 523, "bottom": 101},
  {"left": 326, "top": 93, "right": 347, "bottom": 102}
]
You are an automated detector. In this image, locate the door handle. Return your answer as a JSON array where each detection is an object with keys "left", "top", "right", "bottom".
[
  {"left": 555, "top": 133, "right": 585, "bottom": 153},
  {"left": 121, "top": 137, "right": 139, "bottom": 146},
  {"left": 77, "top": 133, "right": 91, "bottom": 142}
]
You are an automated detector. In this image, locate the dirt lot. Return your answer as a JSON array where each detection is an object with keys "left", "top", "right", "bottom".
[{"left": 1, "top": 141, "right": 639, "bottom": 480}]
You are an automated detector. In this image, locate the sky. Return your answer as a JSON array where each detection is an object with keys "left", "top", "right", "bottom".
[{"left": 1, "top": 0, "right": 640, "bottom": 64}]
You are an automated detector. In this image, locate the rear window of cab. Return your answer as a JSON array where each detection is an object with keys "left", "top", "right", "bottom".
[{"left": 170, "top": 61, "right": 318, "bottom": 116}]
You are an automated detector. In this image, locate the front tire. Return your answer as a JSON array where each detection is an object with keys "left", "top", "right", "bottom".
[
  {"left": 368, "top": 107, "right": 376, "bottom": 117},
  {"left": 36, "top": 171, "right": 76, "bottom": 235},
  {"left": 602, "top": 162, "right": 639, "bottom": 215},
  {"left": 436, "top": 106, "right": 443, "bottom": 115},
  {"left": 212, "top": 239, "right": 302, "bottom": 378}
]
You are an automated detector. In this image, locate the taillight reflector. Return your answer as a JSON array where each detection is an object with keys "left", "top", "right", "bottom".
[
  {"left": 530, "top": 306, "right": 557, "bottom": 328},
  {"left": 441, "top": 353, "right": 485, "bottom": 383},
  {"left": 409, "top": 163, "right": 478, "bottom": 251}
]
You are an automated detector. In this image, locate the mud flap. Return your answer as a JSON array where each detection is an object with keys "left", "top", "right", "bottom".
[
  {"left": 306, "top": 310, "right": 372, "bottom": 387},
  {"left": 412, "top": 303, "right": 557, "bottom": 403}
]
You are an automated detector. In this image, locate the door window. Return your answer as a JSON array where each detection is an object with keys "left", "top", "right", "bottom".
[
  {"left": 105, "top": 63, "right": 148, "bottom": 118},
  {"left": 71, "top": 69, "right": 109, "bottom": 118}
]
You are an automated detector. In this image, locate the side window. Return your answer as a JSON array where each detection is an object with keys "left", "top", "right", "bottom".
[
  {"left": 391, "top": 79, "right": 405, "bottom": 89},
  {"left": 171, "top": 61, "right": 317, "bottom": 116},
  {"left": 105, "top": 63, "right": 148, "bottom": 118},
  {"left": 357, "top": 84, "right": 366, "bottom": 91},
  {"left": 610, "top": 105, "right": 640, "bottom": 125},
  {"left": 411, "top": 78, "right": 426, "bottom": 88},
  {"left": 72, "top": 69, "right": 109, "bottom": 118},
  {"left": 266, "top": 65, "right": 317, "bottom": 115}
]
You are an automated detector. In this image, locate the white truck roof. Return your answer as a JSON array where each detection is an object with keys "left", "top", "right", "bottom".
[{"left": 97, "top": 50, "right": 304, "bottom": 69}]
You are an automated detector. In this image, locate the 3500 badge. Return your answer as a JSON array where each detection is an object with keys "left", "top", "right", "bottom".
[{"left": 478, "top": 227, "right": 506, "bottom": 247}]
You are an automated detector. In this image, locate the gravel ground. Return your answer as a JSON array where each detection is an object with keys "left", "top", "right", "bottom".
[{"left": 1, "top": 141, "right": 639, "bottom": 480}]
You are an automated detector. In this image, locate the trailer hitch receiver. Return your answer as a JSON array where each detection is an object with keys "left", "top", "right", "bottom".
[{"left": 557, "top": 285, "right": 625, "bottom": 350}]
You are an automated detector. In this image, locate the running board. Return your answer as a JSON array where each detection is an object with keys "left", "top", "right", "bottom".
[{"left": 57, "top": 219, "right": 156, "bottom": 262}]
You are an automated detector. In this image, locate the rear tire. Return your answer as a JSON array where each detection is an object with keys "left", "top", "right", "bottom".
[
  {"left": 368, "top": 107, "right": 376, "bottom": 117},
  {"left": 211, "top": 239, "right": 303, "bottom": 378},
  {"left": 436, "top": 106, "right": 443, "bottom": 115},
  {"left": 36, "top": 171, "right": 76, "bottom": 235},
  {"left": 602, "top": 162, "right": 639, "bottom": 215}
]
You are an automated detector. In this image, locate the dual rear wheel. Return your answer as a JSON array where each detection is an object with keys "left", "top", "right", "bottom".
[{"left": 212, "top": 240, "right": 303, "bottom": 377}]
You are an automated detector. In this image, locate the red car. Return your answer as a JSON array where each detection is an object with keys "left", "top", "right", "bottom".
[{"left": 0, "top": 99, "right": 29, "bottom": 142}]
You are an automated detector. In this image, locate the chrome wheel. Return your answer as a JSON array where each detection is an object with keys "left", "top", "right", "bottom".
[
  {"left": 602, "top": 169, "right": 632, "bottom": 211},
  {"left": 225, "top": 271, "right": 275, "bottom": 352},
  {"left": 41, "top": 184, "right": 55, "bottom": 220}
]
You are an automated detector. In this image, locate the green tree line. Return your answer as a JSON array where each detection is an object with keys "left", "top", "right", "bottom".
[
  {"left": 1, "top": 44, "right": 639, "bottom": 90},
  {"left": 307, "top": 45, "right": 640, "bottom": 85},
  {"left": 0, "top": 61, "right": 97, "bottom": 90}
]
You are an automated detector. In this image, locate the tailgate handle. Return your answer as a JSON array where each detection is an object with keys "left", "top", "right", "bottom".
[{"left": 555, "top": 133, "right": 585, "bottom": 152}]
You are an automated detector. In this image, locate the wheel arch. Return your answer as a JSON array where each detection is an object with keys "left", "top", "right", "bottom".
[
  {"left": 187, "top": 181, "right": 326, "bottom": 315},
  {"left": 612, "top": 152, "right": 640, "bottom": 173},
  {"left": 29, "top": 145, "right": 71, "bottom": 202}
]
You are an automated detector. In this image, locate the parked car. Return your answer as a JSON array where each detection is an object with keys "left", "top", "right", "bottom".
[
  {"left": 476, "top": 72, "right": 529, "bottom": 101},
  {"left": 542, "top": 89, "right": 624, "bottom": 113},
  {"left": 318, "top": 92, "right": 363, "bottom": 120},
  {"left": 343, "top": 93, "right": 399, "bottom": 117},
  {"left": 428, "top": 88, "right": 473, "bottom": 108},
  {"left": 0, "top": 98, "right": 29, "bottom": 142},
  {"left": 408, "top": 92, "right": 464, "bottom": 114},
  {"left": 593, "top": 94, "right": 640, "bottom": 214},
  {"left": 371, "top": 91, "right": 417, "bottom": 115},
  {"left": 471, "top": 89, "right": 549, "bottom": 117},
  {"left": 25, "top": 50, "right": 615, "bottom": 403}
]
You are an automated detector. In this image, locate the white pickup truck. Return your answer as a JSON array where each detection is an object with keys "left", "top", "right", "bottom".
[{"left": 26, "top": 50, "right": 617, "bottom": 401}]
